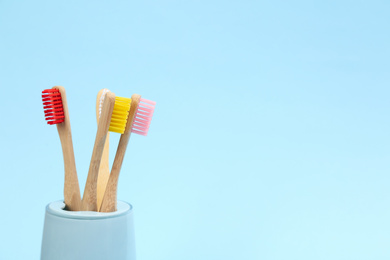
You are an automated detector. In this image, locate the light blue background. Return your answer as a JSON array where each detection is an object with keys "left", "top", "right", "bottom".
[{"left": 1, "top": 1, "right": 390, "bottom": 259}]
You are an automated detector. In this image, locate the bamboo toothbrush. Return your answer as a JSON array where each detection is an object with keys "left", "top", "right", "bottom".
[
  {"left": 82, "top": 92, "right": 132, "bottom": 211},
  {"left": 96, "top": 89, "right": 131, "bottom": 209},
  {"left": 100, "top": 94, "right": 156, "bottom": 212},
  {"left": 96, "top": 89, "right": 111, "bottom": 210},
  {"left": 82, "top": 91, "right": 115, "bottom": 211},
  {"left": 42, "top": 86, "right": 82, "bottom": 211}
]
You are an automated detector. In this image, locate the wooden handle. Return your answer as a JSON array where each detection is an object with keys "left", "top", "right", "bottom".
[
  {"left": 82, "top": 92, "right": 115, "bottom": 211},
  {"left": 53, "top": 86, "right": 82, "bottom": 211},
  {"left": 96, "top": 89, "right": 111, "bottom": 210},
  {"left": 100, "top": 94, "right": 141, "bottom": 212}
]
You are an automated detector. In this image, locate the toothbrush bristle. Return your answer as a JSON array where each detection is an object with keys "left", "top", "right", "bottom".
[
  {"left": 98, "top": 89, "right": 110, "bottom": 118},
  {"left": 109, "top": 96, "right": 132, "bottom": 134},
  {"left": 42, "top": 89, "right": 65, "bottom": 125},
  {"left": 131, "top": 98, "right": 156, "bottom": 136}
]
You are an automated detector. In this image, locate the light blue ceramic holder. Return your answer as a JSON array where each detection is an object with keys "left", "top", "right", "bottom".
[{"left": 41, "top": 200, "right": 136, "bottom": 260}]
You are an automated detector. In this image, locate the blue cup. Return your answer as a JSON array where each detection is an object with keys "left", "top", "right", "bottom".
[{"left": 41, "top": 200, "right": 136, "bottom": 260}]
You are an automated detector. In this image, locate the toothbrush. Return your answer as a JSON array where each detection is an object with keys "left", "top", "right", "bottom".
[
  {"left": 82, "top": 91, "right": 115, "bottom": 211},
  {"left": 42, "top": 86, "right": 82, "bottom": 211},
  {"left": 82, "top": 92, "right": 132, "bottom": 211},
  {"left": 96, "top": 89, "right": 111, "bottom": 210},
  {"left": 100, "top": 94, "right": 156, "bottom": 212}
]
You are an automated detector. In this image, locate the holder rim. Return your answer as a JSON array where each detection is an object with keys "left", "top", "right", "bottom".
[{"left": 46, "top": 200, "right": 132, "bottom": 220}]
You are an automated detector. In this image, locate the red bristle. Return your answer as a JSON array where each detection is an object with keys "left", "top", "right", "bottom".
[{"left": 42, "top": 89, "right": 65, "bottom": 125}]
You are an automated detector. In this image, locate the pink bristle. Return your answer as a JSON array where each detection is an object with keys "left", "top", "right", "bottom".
[
  {"left": 139, "top": 103, "right": 154, "bottom": 109},
  {"left": 133, "top": 120, "right": 149, "bottom": 128},
  {"left": 141, "top": 99, "right": 156, "bottom": 105},
  {"left": 133, "top": 123, "right": 149, "bottom": 130},
  {"left": 132, "top": 129, "right": 147, "bottom": 136},
  {"left": 138, "top": 107, "right": 153, "bottom": 114},
  {"left": 134, "top": 114, "right": 151, "bottom": 121},
  {"left": 131, "top": 98, "right": 155, "bottom": 136}
]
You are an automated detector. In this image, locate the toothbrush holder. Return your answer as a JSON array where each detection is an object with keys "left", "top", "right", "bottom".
[{"left": 41, "top": 200, "right": 136, "bottom": 260}]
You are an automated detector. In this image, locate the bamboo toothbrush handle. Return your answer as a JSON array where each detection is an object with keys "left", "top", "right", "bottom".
[
  {"left": 82, "top": 92, "right": 116, "bottom": 211},
  {"left": 96, "top": 90, "right": 111, "bottom": 210},
  {"left": 53, "top": 86, "right": 82, "bottom": 211},
  {"left": 100, "top": 94, "right": 141, "bottom": 212}
]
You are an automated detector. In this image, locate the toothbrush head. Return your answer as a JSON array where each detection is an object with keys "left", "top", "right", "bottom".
[
  {"left": 109, "top": 96, "right": 132, "bottom": 134},
  {"left": 131, "top": 98, "right": 156, "bottom": 136},
  {"left": 98, "top": 90, "right": 132, "bottom": 134},
  {"left": 97, "top": 88, "right": 111, "bottom": 119},
  {"left": 42, "top": 89, "right": 65, "bottom": 125}
]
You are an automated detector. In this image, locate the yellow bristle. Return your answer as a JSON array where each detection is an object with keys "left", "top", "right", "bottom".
[{"left": 109, "top": 96, "right": 132, "bottom": 134}]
